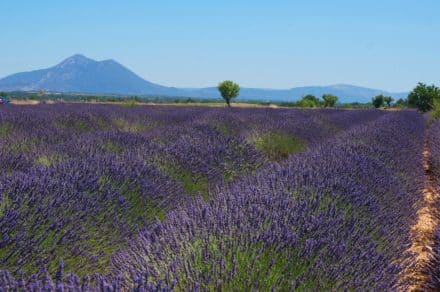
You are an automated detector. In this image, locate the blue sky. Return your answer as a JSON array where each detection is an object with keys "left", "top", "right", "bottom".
[{"left": 1, "top": 0, "right": 439, "bottom": 92}]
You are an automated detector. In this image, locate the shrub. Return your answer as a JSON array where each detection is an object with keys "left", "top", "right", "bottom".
[
  {"left": 408, "top": 82, "right": 440, "bottom": 112},
  {"left": 372, "top": 95, "right": 385, "bottom": 108},
  {"left": 432, "top": 98, "right": 440, "bottom": 120},
  {"left": 322, "top": 94, "right": 338, "bottom": 107},
  {"left": 298, "top": 95, "right": 320, "bottom": 107}
]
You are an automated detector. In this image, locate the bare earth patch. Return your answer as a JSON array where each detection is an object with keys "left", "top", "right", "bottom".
[
  {"left": 400, "top": 132, "right": 440, "bottom": 290},
  {"left": 10, "top": 99, "right": 41, "bottom": 105}
]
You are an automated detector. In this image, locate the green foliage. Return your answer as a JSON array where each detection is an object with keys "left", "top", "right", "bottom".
[
  {"left": 35, "top": 155, "right": 63, "bottom": 167},
  {"left": 278, "top": 101, "right": 297, "bottom": 107},
  {"left": 183, "top": 239, "right": 325, "bottom": 291},
  {"left": 408, "top": 82, "right": 440, "bottom": 112},
  {"left": 213, "top": 122, "right": 235, "bottom": 136},
  {"left": 113, "top": 118, "right": 150, "bottom": 132},
  {"left": 372, "top": 95, "right": 385, "bottom": 108},
  {"left": 3, "top": 91, "right": 380, "bottom": 109},
  {"left": 103, "top": 141, "right": 124, "bottom": 154},
  {"left": 98, "top": 176, "right": 166, "bottom": 224},
  {"left": 56, "top": 119, "right": 93, "bottom": 132},
  {"left": 298, "top": 95, "right": 321, "bottom": 108},
  {"left": 218, "top": 80, "right": 240, "bottom": 107},
  {"left": 179, "top": 169, "right": 208, "bottom": 197},
  {"left": 322, "top": 94, "right": 338, "bottom": 107},
  {"left": 432, "top": 98, "right": 440, "bottom": 120},
  {"left": 383, "top": 96, "right": 394, "bottom": 107},
  {"left": 254, "top": 133, "right": 304, "bottom": 161},
  {"left": 394, "top": 98, "right": 408, "bottom": 108},
  {"left": 0, "top": 123, "right": 14, "bottom": 136},
  {"left": 125, "top": 190, "right": 166, "bottom": 222},
  {"left": 162, "top": 163, "right": 209, "bottom": 198},
  {"left": 0, "top": 194, "right": 10, "bottom": 218},
  {"left": 121, "top": 100, "right": 138, "bottom": 107}
]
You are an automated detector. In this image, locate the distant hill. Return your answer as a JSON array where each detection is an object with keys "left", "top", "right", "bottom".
[
  {"left": 177, "top": 85, "right": 408, "bottom": 104},
  {"left": 0, "top": 54, "right": 408, "bottom": 103}
]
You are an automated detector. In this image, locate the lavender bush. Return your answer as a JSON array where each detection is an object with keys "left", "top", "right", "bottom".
[
  {"left": 111, "top": 111, "right": 424, "bottom": 290},
  {"left": 0, "top": 104, "right": 424, "bottom": 290},
  {"left": 428, "top": 120, "right": 440, "bottom": 289}
]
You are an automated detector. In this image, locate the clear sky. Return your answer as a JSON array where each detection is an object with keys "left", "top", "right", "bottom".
[{"left": 1, "top": 0, "right": 439, "bottom": 92}]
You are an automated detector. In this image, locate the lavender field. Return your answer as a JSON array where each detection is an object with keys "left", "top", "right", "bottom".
[{"left": 0, "top": 104, "right": 436, "bottom": 290}]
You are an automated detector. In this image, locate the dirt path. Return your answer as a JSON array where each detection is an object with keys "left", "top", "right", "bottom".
[{"left": 400, "top": 131, "right": 440, "bottom": 290}]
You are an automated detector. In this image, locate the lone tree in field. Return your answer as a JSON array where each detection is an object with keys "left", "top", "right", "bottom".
[
  {"left": 322, "top": 94, "right": 338, "bottom": 107},
  {"left": 383, "top": 96, "right": 394, "bottom": 107},
  {"left": 372, "top": 95, "right": 385, "bottom": 108},
  {"left": 218, "top": 81, "right": 240, "bottom": 107},
  {"left": 408, "top": 82, "right": 440, "bottom": 112}
]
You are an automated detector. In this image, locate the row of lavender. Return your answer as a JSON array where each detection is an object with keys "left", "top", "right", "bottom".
[
  {"left": 111, "top": 111, "right": 424, "bottom": 290},
  {"left": 0, "top": 105, "right": 382, "bottom": 178},
  {"left": 1, "top": 107, "right": 425, "bottom": 290},
  {"left": 429, "top": 120, "right": 440, "bottom": 288},
  {"left": 429, "top": 119, "right": 440, "bottom": 200},
  {"left": 0, "top": 105, "right": 384, "bottom": 278}
]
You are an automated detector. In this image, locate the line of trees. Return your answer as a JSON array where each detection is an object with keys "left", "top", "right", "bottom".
[
  {"left": 217, "top": 79, "right": 439, "bottom": 111},
  {"left": 295, "top": 94, "right": 339, "bottom": 108},
  {"left": 217, "top": 80, "right": 440, "bottom": 113},
  {"left": 217, "top": 80, "right": 341, "bottom": 108},
  {"left": 5, "top": 80, "right": 440, "bottom": 113},
  {"left": 371, "top": 83, "right": 440, "bottom": 114},
  {"left": 372, "top": 94, "right": 394, "bottom": 108}
]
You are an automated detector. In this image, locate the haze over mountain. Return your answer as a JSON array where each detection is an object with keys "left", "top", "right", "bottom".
[{"left": 0, "top": 55, "right": 408, "bottom": 103}]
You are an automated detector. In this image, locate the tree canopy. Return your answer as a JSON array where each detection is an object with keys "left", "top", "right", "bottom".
[
  {"left": 297, "top": 95, "right": 320, "bottom": 107},
  {"left": 383, "top": 96, "right": 394, "bottom": 107},
  {"left": 218, "top": 81, "right": 240, "bottom": 107},
  {"left": 322, "top": 94, "right": 338, "bottom": 107},
  {"left": 372, "top": 95, "right": 385, "bottom": 108},
  {"left": 408, "top": 82, "right": 440, "bottom": 112},
  {"left": 432, "top": 98, "right": 440, "bottom": 119},
  {"left": 395, "top": 98, "right": 407, "bottom": 108}
]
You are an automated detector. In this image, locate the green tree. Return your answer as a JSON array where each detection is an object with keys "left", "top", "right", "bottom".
[
  {"left": 383, "top": 96, "right": 394, "bottom": 107},
  {"left": 218, "top": 81, "right": 240, "bottom": 107},
  {"left": 395, "top": 98, "right": 408, "bottom": 108},
  {"left": 322, "top": 94, "right": 338, "bottom": 107},
  {"left": 372, "top": 95, "right": 385, "bottom": 108},
  {"left": 408, "top": 83, "right": 440, "bottom": 112},
  {"left": 298, "top": 95, "right": 320, "bottom": 108}
]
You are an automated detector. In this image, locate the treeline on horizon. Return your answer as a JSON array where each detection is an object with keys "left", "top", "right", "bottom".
[
  {"left": 1, "top": 82, "right": 439, "bottom": 112},
  {"left": 0, "top": 91, "right": 387, "bottom": 109}
]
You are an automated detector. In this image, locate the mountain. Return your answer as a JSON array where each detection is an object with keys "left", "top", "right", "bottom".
[
  {"left": 0, "top": 54, "right": 176, "bottom": 95},
  {"left": 0, "top": 55, "right": 408, "bottom": 103}
]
